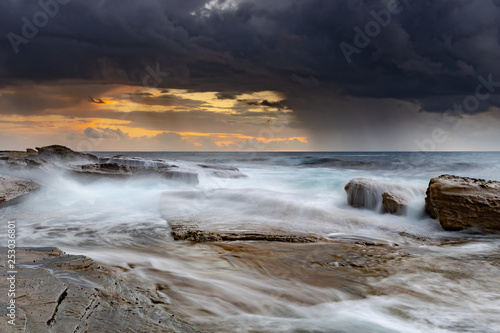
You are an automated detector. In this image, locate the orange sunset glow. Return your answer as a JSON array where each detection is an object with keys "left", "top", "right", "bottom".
[{"left": 0, "top": 84, "right": 310, "bottom": 151}]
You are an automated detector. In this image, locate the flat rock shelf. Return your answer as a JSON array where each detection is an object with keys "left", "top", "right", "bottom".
[{"left": 0, "top": 248, "right": 202, "bottom": 333}]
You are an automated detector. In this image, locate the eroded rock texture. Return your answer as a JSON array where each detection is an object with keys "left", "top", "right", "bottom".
[
  {"left": 425, "top": 174, "right": 500, "bottom": 233},
  {"left": 0, "top": 248, "right": 202, "bottom": 333}
]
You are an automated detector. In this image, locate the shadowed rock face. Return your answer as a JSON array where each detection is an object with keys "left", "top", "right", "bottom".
[
  {"left": 425, "top": 175, "right": 500, "bottom": 233},
  {"left": 0, "top": 248, "right": 203, "bottom": 333},
  {"left": 0, "top": 175, "right": 40, "bottom": 207}
]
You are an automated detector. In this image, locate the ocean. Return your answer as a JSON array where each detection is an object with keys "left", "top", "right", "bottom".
[{"left": 2, "top": 151, "right": 500, "bottom": 332}]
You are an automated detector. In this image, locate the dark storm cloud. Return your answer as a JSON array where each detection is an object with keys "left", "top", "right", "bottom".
[
  {"left": 133, "top": 93, "right": 210, "bottom": 109},
  {"left": 215, "top": 92, "right": 238, "bottom": 100},
  {"left": 1, "top": 0, "right": 500, "bottom": 119}
]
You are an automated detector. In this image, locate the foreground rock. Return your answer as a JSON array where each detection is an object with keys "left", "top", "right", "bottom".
[
  {"left": 425, "top": 175, "right": 500, "bottom": 233},
  {"left": 0, "top": 248, "right": 202, "bottom": 333},
  {"left": 0, "top": 175, "right": 40, "bottom": 207},
  {"left": 345, "top": 178, "right": 421, "bottom": 215}
]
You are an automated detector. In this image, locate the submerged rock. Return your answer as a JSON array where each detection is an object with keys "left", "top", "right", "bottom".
[
  {"left": 36, "top": 145, "right": 99, "bottom": 163},
  {"left": 425, "top": 174, "right": 500, "bottom": 233},
  {"left": 198, "top": 164, "right": 248, "bottom": 179},
  {"left": 0, "top": 175, "right": 40, "bottom": 207},
  {"left": 0, "top": 247, "right": 203, "bottom": 333}
]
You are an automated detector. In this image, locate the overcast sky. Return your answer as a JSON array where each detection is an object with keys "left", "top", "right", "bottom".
[{"left": 1, "top": 0, "right": 500, "bottom": 151}]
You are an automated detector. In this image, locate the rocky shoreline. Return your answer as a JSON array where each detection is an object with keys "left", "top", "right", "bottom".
[{"left": 0, "top": 145, "right": 247, "bottom": 186}]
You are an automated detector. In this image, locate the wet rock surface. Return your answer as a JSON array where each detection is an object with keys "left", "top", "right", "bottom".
[
  {"left": 0, "top": 175, "right": 40, "bottom": 207},
  {"left": 169, "top": 221, "right": 325, "bottom": 243},
  {"left": 382, "top": 192, "right": 409, "bottom": 215},
  {"left": 198, "top": 164, "right": 248, "bottom": 179},
  {"left": 0, "top": 248, "right": 203, "bottom": 333},
  {"left": 0, "top": 145, "right": 202, "bottom": 185},
  {"left": 211, "top": 241, "right": 411, "bottom": 287},
  {"left": 425, "top": 174, "right": 500, "bottom": 233},
  {"left": 69, "top": 163, "right": 200, "bottom": 185},
  {"left": 344, "top": 178, "right": 424, "bottom": 217}
]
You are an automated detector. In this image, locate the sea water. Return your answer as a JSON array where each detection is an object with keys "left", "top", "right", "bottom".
[{"left": 1, "top": 152, "right": 500, "bottom": 332}]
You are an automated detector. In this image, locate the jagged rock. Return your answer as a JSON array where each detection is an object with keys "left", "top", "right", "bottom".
[
  {"left": 0, "top": 175, "right": 40, "bottom": 207},
  {"left": 425, "top": 174, "right": 500, "bottom": 233},
  {"left": 26, "top": 148, "right": 38, "bottom": 156},
  {"left": 36, "top": 145, "right": 99, "bottom": 163},
  {"left": 382, "top": 192, "right": 408, "bottom": 215},
  {"left": 0, "top": 248, "right": 203, "bottom": 333},
  {"left": 69, "top": 163, "right": 199, "bottom": 185},
  {"left": 0, "top": 157, "right": 46, "bottom": 170},
  {"left": 72, "top": 163, "right": 132, "bottom": 177}
]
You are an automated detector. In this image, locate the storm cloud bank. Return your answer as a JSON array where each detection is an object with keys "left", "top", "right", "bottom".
[{"left": 1, "top": 0, "right": 500, "bottom": 150}]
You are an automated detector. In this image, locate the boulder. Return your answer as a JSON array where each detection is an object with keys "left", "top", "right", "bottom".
[
  {"left": 382, "top": 192, "right": 409, "bottom": 215},
  {"left": 425, "top": 174, "right": 500, "bottom": 233},
  {"left": 36, "top": 145, "right": 98, "bottom": 163},
  {"left": 345, "top": 178, "right": 423, "bottom": 216},
  {"left": 0, "top": 175, "right": 40, "bottom": 207},
  {"left": 345, "top": 178, "right": 385, "bottom": 209}
]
